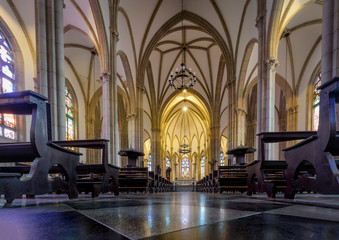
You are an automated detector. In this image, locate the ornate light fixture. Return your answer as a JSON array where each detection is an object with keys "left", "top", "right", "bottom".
[
  {"left": 168, "top": 0, "right": 196, "bottom": 90},
  {"left": 179, "top": 91, "right": 191, "bottom": 154},
  {"left": 179, "top": 140, "right": 191, "bottom": 154}
]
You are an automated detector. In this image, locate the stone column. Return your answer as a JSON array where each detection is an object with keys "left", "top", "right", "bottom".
[
  {"left": 236, "top": 108, "right": 247, "bottom": 146},
  {"left": 151, "top": 128, "right": 161, "bottom": 173},
  {"left": 127, "top": 113, "right": 136, "bottom": 148},
  {"left": 209, "top": 125, "right": 220, "bottom": 168},
  {"left": 255, "top": 0, "right": 266, "bottom": 160},
  {"left": 111, "top": 31, "right": 120, "bottom": 166},
  {"left": 35, "top": 0, "right": 47, "bottom": 97},
  {"left": 100, "top": 72, "right": 112, "bottom": 163},
  {"left": 322, "top": 0, "right": 339, "bottom": 82},
  {"left": 246, "top": 120, "right": 256, "bottom": 162},
  {"left": 264, "top": 57, "right": 279, "bottom": 160},
  {"left": 136, "top": 86, "right": 145, "bottom": 166},
  {"left": 36, "top": 0, "right": 66, "bottom": 140},
  {"left": 55, "top": 0, "right": 65, "bottom": 140}
]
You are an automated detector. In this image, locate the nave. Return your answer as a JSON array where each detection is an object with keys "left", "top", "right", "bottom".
[{"left": 1, "top": 192, "right": 339, "bottom": 240}]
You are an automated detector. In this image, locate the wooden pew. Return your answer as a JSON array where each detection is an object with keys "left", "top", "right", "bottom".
[
  {"left": 0, "top": 91, "right": 81, "bottom": 204},
  {"left": 215, "top": 165, "right": 247, "bottom": 193},
  {"left": 118, "top": 167, "right": 150, "bottom": 193},
  {"left": 283, "top": 77, "right": 339, "bottom": 199},
  {"left": 247, "top": 131, "right": 316, "bottom": 198},
  {"left": 52, "top": 139, "right": 119, "bottom": 197}
]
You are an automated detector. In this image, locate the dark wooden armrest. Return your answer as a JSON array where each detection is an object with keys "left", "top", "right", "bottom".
[
  {"left": 52, "top": 139, "right": 108, "bottom": 149},
  {"left": 247, "top": 160, "right": 260, "bottom": 167},
  {"left": 283, "top": 135, "right": 318, "bottom": 151},
  {"left": 47, "top": 142, "right": 82, "bottom": 155}
]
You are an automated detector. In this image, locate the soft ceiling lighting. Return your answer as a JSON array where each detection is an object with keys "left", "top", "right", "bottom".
[
  {"left": 168, "top": 0, "right": 196, "bottom": 90},
  {"left": 183, "top": 106, "right": 187, "bottom": 111}
]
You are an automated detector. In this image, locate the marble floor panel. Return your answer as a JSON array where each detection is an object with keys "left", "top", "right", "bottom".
[
  {"left": 1, "top": 192, "right": 339, "bottom": 240},
  {"left": 80, "top": 202, "right": 257, "bottom": 239},
  {"left": 141, "top": 213, "right": 339, "bottom": 240}
]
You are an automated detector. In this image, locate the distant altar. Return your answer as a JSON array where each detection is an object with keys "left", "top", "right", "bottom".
[{"left": 174, "top": 178, "right": 196, "bottom": 185}]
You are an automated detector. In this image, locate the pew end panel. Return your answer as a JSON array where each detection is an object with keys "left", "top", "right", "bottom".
[
  {"left": 247, "top": 131, "right": 316, "bottom": 198},
  {"left": 0, "top": 91, "right": 81, "bottom": 204}
]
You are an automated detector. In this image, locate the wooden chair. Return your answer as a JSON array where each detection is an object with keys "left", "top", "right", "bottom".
[
  {"left": 247, "top": 131, "right": 316, "bottom": 197},
  {"left": 0, "top": 91, "right": 81, "bottom": 204},
  {"left": 283, "top": 77, "right": 339, "bottom": 199}
]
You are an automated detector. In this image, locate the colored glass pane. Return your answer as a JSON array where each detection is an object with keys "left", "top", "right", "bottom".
[
  {"left": 2, "top": 78, "right": 14, "bottom": 93},
  {"left": 4, "top": 114, "right": 15, "bottom": 128},
  {"left": 166, "top": 156, "right": 170, "bottom": 168},
  {"left": 2, "top": 65, "right": 13, "bottom": 78},
  {"left": 220, "top": 152, "right": 225, "bottom": 166},
  {"left": 65, "top": 86, "right": 75, "bottom": 140},
  {"left": 0, "top": 31, "right": 16, "bottom": 139},
  {"left": 201, "top": 155, "right": 205, "bottom": 177},
  {"left": 4, "top": 128, "right": 15, "bottom": 139},
  {"left": 148, "top": 154, "right": 152, "bottom": 171},
  {"left": 182, "top": 158, "right": 189, "bottom": 178},
  {"left": 312, "top": 74, "right": 321, "bottom": 131}
]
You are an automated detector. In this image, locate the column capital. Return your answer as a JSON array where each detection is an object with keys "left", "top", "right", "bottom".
[
  {"left": 255, "top": 12, "right": 266, "bottom": 28},
  {"left": 100, "top": 72, "right": 112, "bottom": 84},
  {"left": 110, "top": 28, "right": 119, "bottom": 41},
  {"left": 287, "top": 105, "right": 298, "bottom": 114},
  {"left": 127, "top": 113, "right": 136, "bottom": 121},
  {"left": 151, "top": 128, "right": 161, "bottom": 133},
  {"left": 265, "top": 57, "right": 279, "bottom": 71},
  {"left": 226, "top": 79, "right": 236, "bottom": 89},
  {"left": 236, "top": 108, "right": 247, "bottom": 116},
  {"left": 137, "top": 85, "right": 146, "bottom": 93},
  {"left": 210, "top": 125, "right": 220, "bottom": 131}
]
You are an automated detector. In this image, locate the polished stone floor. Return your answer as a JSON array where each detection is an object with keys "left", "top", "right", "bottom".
[{"left": 1, "top": 192, "right": 339, "bottom": 240}]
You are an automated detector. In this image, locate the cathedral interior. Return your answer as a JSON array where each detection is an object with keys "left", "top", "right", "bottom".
[{"left": 1, "top": 0, "right": 339, "bottom": 239}]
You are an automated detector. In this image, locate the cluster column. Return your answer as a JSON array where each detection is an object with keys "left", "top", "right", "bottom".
[{"left": 35, "top": 0, "right": 66, "bottom": 140}]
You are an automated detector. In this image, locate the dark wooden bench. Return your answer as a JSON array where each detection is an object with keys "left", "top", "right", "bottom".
[
  {"left": 0, "top": 91, "right": 81, "bottom": 204},
  {"left": 247, "top": 131, "right": 316, "bottom": 198},
  {"left": 283, "top": 77, "right": 339, "bottom": 198},
  {"left": 215, "top": 165, "right": 248, "bottom": 193},
  {"left": 118, "top": 167, "right": 150, "bottom": 193},
  {"left": 52, "top": 139, "right": 119, "bottom": 197}
]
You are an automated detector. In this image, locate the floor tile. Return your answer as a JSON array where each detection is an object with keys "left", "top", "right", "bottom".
[
  {"left": 80, "top": 203, "right": 257, "bottom": 239},
  {"left": 0, "top": 210, "right": 130, "bottom": 240},
  {"left": 141, "top": 213, "right": 339, "bottom": 240}
]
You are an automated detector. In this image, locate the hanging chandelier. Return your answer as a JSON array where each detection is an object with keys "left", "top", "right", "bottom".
[
  {"left": 168, "top": 0, "right": 196, "bottom": 90},
  {"left": 179, "top": 139, "right": 191, "bottom": 154},
  {"left": 179, "top": 92, "right": 191, "bottom": 154}
]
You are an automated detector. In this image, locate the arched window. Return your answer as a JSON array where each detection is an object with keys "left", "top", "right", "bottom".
[
  {"left": 181, "top": 157, "right": 189, "bottom": 178},
  {"left": 0, "top": 30, "right": 15, "bottom": 139},
  {"left": 220, "top": 152, "right": 225, "bottom": 166},
  {"left": 148, "top": 153, "right": 152, "bottom": 171},
  {"left": 201, "top": 155, "right": 205, "bottom": 178},
  {"left": 312, "top": 74, "right": 321, "bottom": 131},
  {"left": 166, "top": 156, "right": 170, "bottom": 168},
  {"left": 65, "top": 86, "right": 75, "bottom": 140}
]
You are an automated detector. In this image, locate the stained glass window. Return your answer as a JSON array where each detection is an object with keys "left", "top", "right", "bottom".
[
  {"left": 148, "top": 154, "right": 152, "bottom": 171},
  {"left": 201, "top": 155, "right": 205, "bottom": 178},
  {"left": 182, "top": 157, "right": 189, "bottom": 178},
  {"left": 0, "top": 30, "right": 16, "bottom": 139},
  {"left": 312, "top": 74, "right": 321, "bottom": 131},
  {"left": 220, "top": 152, "right": 225, "bottom": 166},
  {"left": 166, "top": 156, "right": 170, "bottom": 168},
  {"left": 65, "top": 87, "right": 74, "bottom": 140}
]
